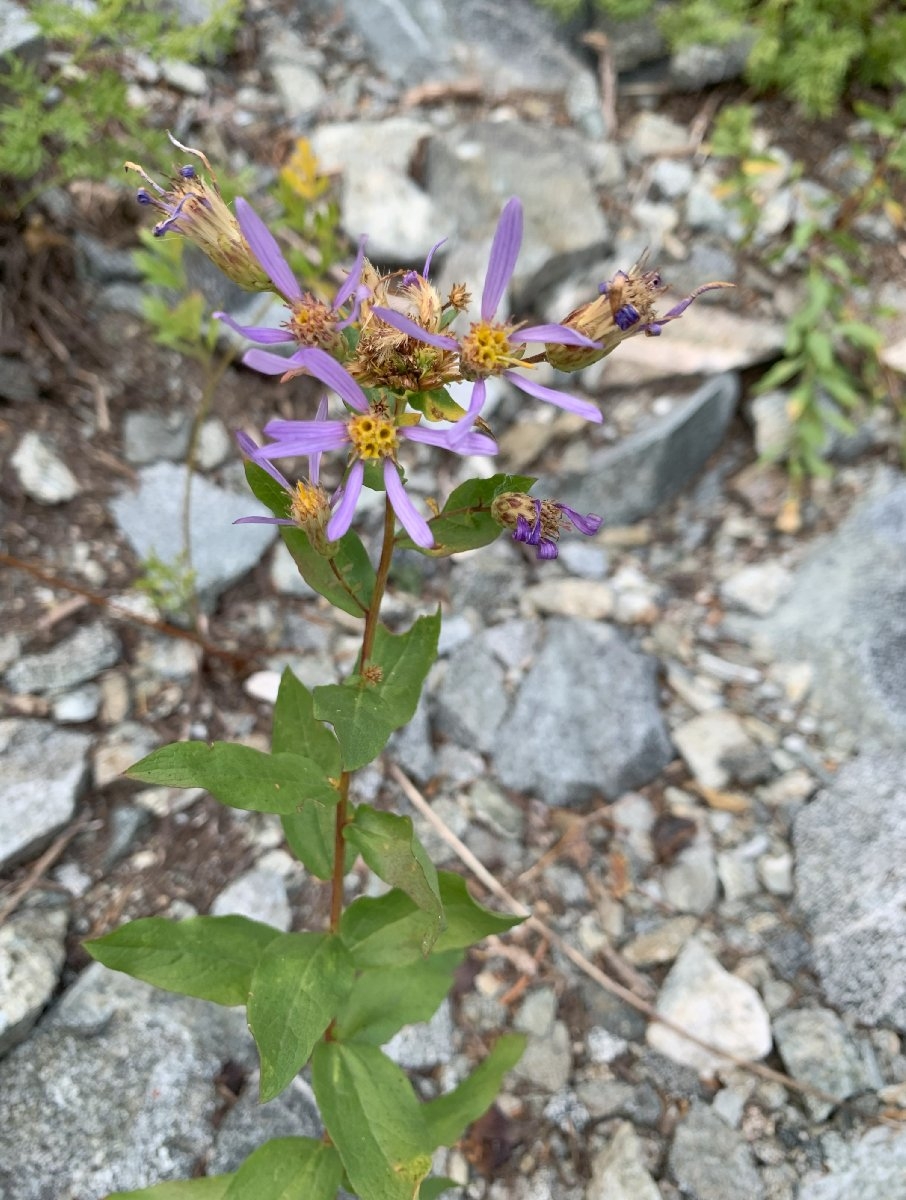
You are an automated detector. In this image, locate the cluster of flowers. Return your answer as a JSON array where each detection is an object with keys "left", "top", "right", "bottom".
[{"left": 130, "top": 137, "right": 729, "bottom": 559}]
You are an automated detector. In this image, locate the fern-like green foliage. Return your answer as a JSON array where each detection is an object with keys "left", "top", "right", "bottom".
[
  {"left": 0, "top": 0, "right": 242, "bottom": 199},
  {"left": 536, "top": 0, "right": 906, "bottom": 116}
]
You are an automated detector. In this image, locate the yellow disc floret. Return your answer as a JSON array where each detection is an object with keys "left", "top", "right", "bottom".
[
  {"left": 459, "top": 321, "right": 526, "bottom": 380},
  {"left": 347, "top": 413, "right": 399, "bottom": 460},
  {"left": 290, "top": 480, "right": 329, "bottom": 524}
]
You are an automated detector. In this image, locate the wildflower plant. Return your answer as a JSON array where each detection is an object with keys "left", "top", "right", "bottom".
[{"left": 86, "top": 139, "right": 727, "bottom": 1200}]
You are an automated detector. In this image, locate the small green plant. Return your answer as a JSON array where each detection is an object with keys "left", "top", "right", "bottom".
[
  {"left": 0, "top": 0, "right": 242, "bottom": 203},
  {"left": 537, "top": 0, "right": 906, "bottom": 116},
  {"left": 711, "top": 93, "right": 905, "bottom": 488},
  {"left": 134, "top": 550, "right": 198, "bottom": 617}
]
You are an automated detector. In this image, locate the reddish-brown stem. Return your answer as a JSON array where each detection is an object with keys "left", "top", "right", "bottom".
[{"left": 328, "top": 775, "right": 350, "bottom": 934}]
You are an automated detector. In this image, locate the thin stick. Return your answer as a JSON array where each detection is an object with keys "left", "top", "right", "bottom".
[
  {"left": 0, "top": 817, "right": 92, "bottom": 926},
  {"left": 388, "top": 763, "right": 838, "bottom": 1105}
]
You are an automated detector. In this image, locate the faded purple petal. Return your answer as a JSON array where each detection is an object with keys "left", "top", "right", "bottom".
[
  {"left": 514, "top": 512, "right": 539, "bottom": 545},
  {"left": 215, "top": 311, "right": 295, "bottom": 344},
  {"left": 514, "top": 323, "right": 600, "bottom": 347},
  {"left": 384, "top": 460, "right": 433, "bottom": 548},
  {"left": 536, "top": 539, "right": 559, "bottom": 559},
  {"left": 482, "top": 197, "right": 523, "bottom": 322},
  {"left": 370, "top": 306, "right": 459, "bottom": 351},
  {"left": 334, "top": 235, "right": 369, "bottom": 310},
  {"left": 310, "top": 395, "right": 328, "bottom": 487},
  {"left": 235, "top": 430, "right": 292, "bottom": 491},
  {"left": 661, "top": 281, "right": 729, "bottom": 321},
  {"left": 402, "top": 423, "right": 497, "bottom": 457},
  {"left": 235, "top": 197, "right": 301, "bottom": 304},
  {"left": 447, "top": 379, "right": 485, "bottom": 447},
  {"left": 327, "top": 459, "right": 364, "bottom": 541},
  {"left": 504, "top": 371, "right": 603, "bottom": 423},
  {"left": 557, "top": 505, "right": 603, "bottom": 536},
  {"left": 234, "top": 515, "right": 296, "bottom": 525}
]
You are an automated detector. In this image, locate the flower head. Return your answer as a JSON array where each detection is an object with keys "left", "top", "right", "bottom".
[
  {"left": 214, "top": 199, "right": 368, "bottom": 359},
  {"left": 243, "top": 353, "right": 496, "bottom": 550},
  {"left": 371, "top": 198, "right": 603, "bottom": 440},
  {"left": 546, "top": 264, "right": 734, "bottom": 372},
  {"left": 127, "top": 134, "right": 271, "bottom": 293},
  {"left": 491, "top": 492, "right": 602, "bottom": 561}
]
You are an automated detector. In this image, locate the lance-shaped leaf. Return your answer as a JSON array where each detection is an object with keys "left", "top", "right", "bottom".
[
  {"left": 85, "top": 915, "right": 280, "bottom": 1006},
  {"left": 108, "top": 1179, "right": 234, "bottom": 1199},
  {"left": 341, "top": 872, "right": 523, "bottom": 968},
  {"left": 345, "top": 806, "right": 443, "bottom": 952},
  {"left": 222, "top": 1137, "right": 343, "bottom": 1200},
  {"left": 422, "top": 1034, "right": 526, "bottom": 1147},
  {"left": 273, "top": 668, "right": 349, "bottom": 879},
  {"left": 126, "top": 742, "right": 339, "bottom": 815},
  {"left": 248, "top": 933, "right": 355, "bottom": 1102},
  {"left": 419, "top": 1179, "right": 459, "bottom": 1200},
  {"left": 245, "top": 462, "right": 375, "bottom": 618},
  {"left": 396, "top": 473, "right": 535, "bottom": 556},
  {"left": 313, "top": 611, "right": 440, "bottom": 771},
  {"left": 312, "top": 1042, "right": 432, "bottom": 1200},
  {"left": 334, "top": 950, "right": 462, "bottom": 1045}
]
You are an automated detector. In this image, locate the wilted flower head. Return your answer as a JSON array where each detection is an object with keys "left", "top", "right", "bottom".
[
  {"left": 546, "top": 263, "right": 734, "bottom": 372},
  {"left": 215, "top": 199, "right": 368, "bottom": 359},
  {"left": 491, "top": 492, "right": 602, "bottom": 560},
  {"left": 126, "top": 134, "right": 271, "bottom": 293}
]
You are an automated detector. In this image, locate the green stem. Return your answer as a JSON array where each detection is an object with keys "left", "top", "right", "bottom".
[{"left": 327, "top": 491, "right": 397, "bottom": 931}]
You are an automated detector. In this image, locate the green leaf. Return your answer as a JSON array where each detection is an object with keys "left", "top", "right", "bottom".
[
  {"left": 108, "top": 1178, "right": 234, "bottom": 1199},
  {"left": 272, "top": 668, "right": 342, "bottom": 773},
  {"left": 423, "top": 1034, "right": 526, "bottom": 1147},
  {"left": 419, "top": 1180, "right": 460, "bottom": 1200},
  {"left": 85, "top": 916, "right": 280, "bottom": 1005},
  {"left": 222, "top": 1137, "right": 343, "bottom": 1200},
  {"left": 248, "top": 933, "right": 355, "bottom": 1102},
  {"left": 755, "top": 357, "right": 802, "bottom": 392},
  {"left": 244, "top": 462, "right": 374, "bottom": 617},
  {"left": 341, "top": 872, "right": 523, "bottom": 968},
  {"left": 314, "top": 611, "right": 440, "bottom": 771},
  {"left": 334, "top": 950, "right": 462, "bottom": 1044},
  {"left": 396, "top": 474, "right": 536, "bottom": 556},
  {"left": 345, "top": 806, "right": 443, "bottom": 951},
  {"left": 126, "top": 742, "right": 339, "bottom": 815},
  {"left": 312, "top": 1042, "right": 432, "bottom": 1200}
]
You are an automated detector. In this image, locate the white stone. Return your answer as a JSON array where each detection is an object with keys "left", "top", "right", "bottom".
[
  {"left": 672, "top": 710, "right": 758, "bottom": 791},
  {"left": 243, "top": 670, "right": 281, "bottom": 705},
  {"left": 521, "top": 578, "right": 614, "bottom": 620},
  {"left": 722, "top": 561, "right": 793, "bottom": 616},
  {"left": 211, "top": 867, "right": 291, "bottom": 932},
  {"left": 647, "top": 939, "right": 772, "bottom": 1075},
  {"left": 11, "top": 432, "right": 80, "bottom": 504},
  {"left": 758, "top": 851, "right": 794, "bottom": 896},
  {"left": 0, "top": 905, "right": 69, "bottom": 1054}
]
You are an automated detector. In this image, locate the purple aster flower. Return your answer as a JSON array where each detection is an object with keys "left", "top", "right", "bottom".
[
  {"left": 370, "top": 197, "right": 603, "bottom": 440},
  {"left": 242, "top": 351, "right": 496, "bottom": 550},
  {"left": 491, "top": 493, "right": 603, "bottom": 561},
  {"left": 213, "top": 198, "right": 368, "bottom": 357}
]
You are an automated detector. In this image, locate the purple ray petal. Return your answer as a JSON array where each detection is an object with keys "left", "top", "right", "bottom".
[
  {"left": 536, "top": 539, "right": 559, "bottom": 559},
  {"left": 422, "top": 237, "right": 447, "bottom": 279},
  {"left": 310, "top": 394, "right": 329, "bottom": 486},
  {"left": 326, "top": 459, "right": 364, "bottom": 541},
  {"left": 234, "top": 515, "right": 296, "bottom": 525},
  {"left": 334, "top": 235, "right": 369, "bottom": 310},
  {"left": 292, "top": 347, "right": 371, "bottom": 412},
  {"left": 481, "top": 197, "right": 523, "bottom": 322},
  {"left": 384, "top": 460, "right": 433, "bottom": 548},
  {"left": 504, "top": 371, "right": 603, "bottom": 423},
  {"left": 447, "top": 379, "right": 486, "bottom": 447},
  {"left": 243, "top": 348, "right": 301, "bottom": 375},
  {"left": 402, "top": 423, "right": 497, "bottom": 457},
  {"left": 235, "top": 197, "right": 301, "bottom": 304},
  {"left": 557, "top": 505, "right": 603, "bottom": 536},
  {"left": 259, "top": 420, "right": 349, "bottom": 456},
  {"left": 370, "top": 306, "right": 459, "bottom": 351},
  {"left": 235, "top": 430, "right": 292, "bottom": 491},
  {"left": 514, "top": 323, "right": 600, "bottom": 347},
  {"left": 214, "top": 311, "right": 294, "bottom": 344}
]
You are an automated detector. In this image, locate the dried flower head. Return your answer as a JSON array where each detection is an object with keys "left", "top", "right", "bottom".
[
  {"left": 127, "top": 134, "right": 271, "bottom": 293},
  {"left": 546, "top": 263, "right": 734, "bottom": 372},
  {"left": 491, "top": 492, "right": 602, "bottom": 560}
]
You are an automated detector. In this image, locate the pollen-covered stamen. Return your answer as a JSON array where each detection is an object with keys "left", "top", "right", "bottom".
[
  {"left": 286, "top": 295, "right": 344, "bottom": 351},
  {"left": 347, "top": 412, "right": 399, "bottom": 461},
  {"left": 290, "top": 480, "right": 329, "bottom": 525},
  {"left": 459, "top": 320, "right": 526, "bottom": 380}
]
